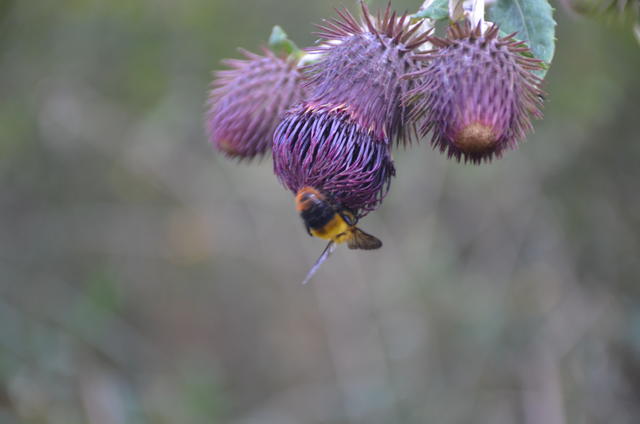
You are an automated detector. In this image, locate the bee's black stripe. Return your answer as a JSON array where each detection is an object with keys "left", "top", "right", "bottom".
[{"left": 300, "top": 202, "right": 336, "bottom": 231}]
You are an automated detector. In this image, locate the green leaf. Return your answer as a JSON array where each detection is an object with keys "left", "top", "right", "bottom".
[
  {"left": 413, "top": 0, "right": 449, "bottom": 21},
  {"left": 487, "top": 0, "right": 556, "bottom": 78},
  {"left": 268, "top": 25, "right": 302, "bottom": 59}
]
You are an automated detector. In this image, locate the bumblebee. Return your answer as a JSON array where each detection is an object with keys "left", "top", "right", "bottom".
[{"left": 295, "top": 186, "right": 382, "bottom": 284}]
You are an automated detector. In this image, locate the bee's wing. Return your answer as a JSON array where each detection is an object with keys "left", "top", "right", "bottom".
[
  {"left": 347, "top": 228, "right": 382, "bottom": 250},
  {"left": 302, "top": 241, "right": 337, "bottom": 285}
]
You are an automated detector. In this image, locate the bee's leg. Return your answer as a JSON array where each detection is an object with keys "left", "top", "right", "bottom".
[
  {"left": 334, "top": 231, "right": 350, "bottom": 244},
  {"left": 303, "top": 223, "right": 312, "bottom": 236}
]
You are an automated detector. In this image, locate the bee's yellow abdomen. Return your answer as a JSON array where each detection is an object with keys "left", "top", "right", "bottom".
[{"left": 310, "top": 214, "right": 351, "bottom": 242}]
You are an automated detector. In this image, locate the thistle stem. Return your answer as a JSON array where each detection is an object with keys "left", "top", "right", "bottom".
[
  {"left": 415, "top": 0, "right": 438, "bottom": 51},
  {"left": 449, "top": 0, "right": 486, "bottom": 30},
  {"left": 418, "top": 0, "right": 439, "bottom": 14},
  {"left": 469, "top": 0, "right": 486, "bottom": 29}
]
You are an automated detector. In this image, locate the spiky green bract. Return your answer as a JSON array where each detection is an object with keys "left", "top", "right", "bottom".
[
  {"left": 305, "top": 1, "right": 431, "bottom": 145},
  {"left": 406, "top": 22, "right": 545, "bottom": 163},
  {"left": 273, "top": 104, "right": 395, "bottom": 217},
  {"left": 206, "top": 49, "right": 304, "bottom": 159}
]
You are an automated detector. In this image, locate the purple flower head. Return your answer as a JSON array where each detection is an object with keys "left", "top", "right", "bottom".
[
  {"left": 305, "top": 1, "right": 431, "bottom": 145},
  {"left": 272, "top": 2, "right": 431, "bottom": 217},
  {"left": 206, "top": 48, "right": 305, "bottom": 159},
  {"left": 273, "top": 104, "right": 395, "bottom": 216},
  {"left": 406, "top": 22, "right": 545, "bottom": 163}
]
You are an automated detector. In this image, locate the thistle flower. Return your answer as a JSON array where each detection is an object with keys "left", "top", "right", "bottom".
[
  {"left": 406, "top": 22, "right": 545, "bottom": 163},
  {"left": 305, "top": 1, "right": 431, "bottom": 145},
  {"left": 272, "top": 2, "right": 429, "bottom": 215},
  {"left": 273, "top": 104, "right": 395, "bottom": 216},
  {"left": 206, "top": 48, "right": 304, "bottom": 159}
]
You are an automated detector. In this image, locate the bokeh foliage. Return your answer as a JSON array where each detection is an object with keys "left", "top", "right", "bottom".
[{"left": 1, "top": 0, "right": 640, "bottom": 423}]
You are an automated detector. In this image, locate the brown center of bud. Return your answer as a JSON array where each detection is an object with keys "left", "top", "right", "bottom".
[
  {"left": 453, "top": 122, "right": 497, "bottom": 153},
  {"left": 217, "top": 139, "right": 240, "bottom": 156}
]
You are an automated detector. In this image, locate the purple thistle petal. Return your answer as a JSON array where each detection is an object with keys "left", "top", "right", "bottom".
[{"left": 273, "top": 104, "right": 395, "bottom": 216}]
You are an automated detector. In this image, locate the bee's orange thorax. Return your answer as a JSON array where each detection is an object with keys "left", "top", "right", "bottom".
[{"left": 295, "top": 187, "right": 324, "bottom": 211}]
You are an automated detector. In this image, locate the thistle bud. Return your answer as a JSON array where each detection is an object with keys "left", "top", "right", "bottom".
[
  {"left": 206, "top": 49, "right": 304, "bottom": 159},
  {"left": 305, "top": 2, "right": 431, "bottom": 144},
  {"left": 406, "top": 22, "right": 545, "bottom": 163},
  {"left": 272, "top": 2, "right": 429, "bottom": 214}
]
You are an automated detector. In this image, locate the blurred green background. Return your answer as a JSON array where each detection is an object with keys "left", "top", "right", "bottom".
[{"left": 1, "top": 0, "right": 640, "bottom": 423}]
